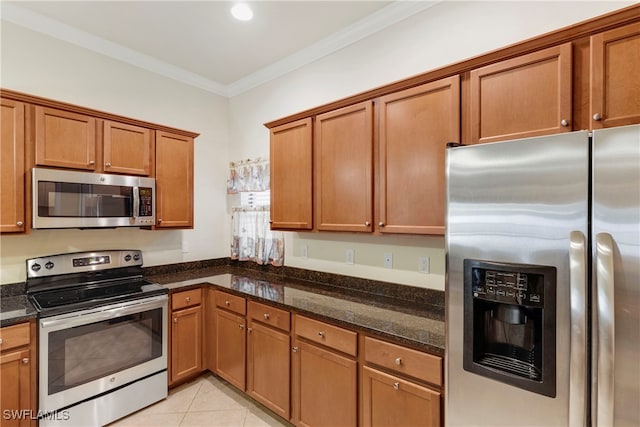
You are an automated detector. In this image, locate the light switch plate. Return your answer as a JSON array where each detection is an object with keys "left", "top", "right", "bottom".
[
  {"left": 419, "top": 256, "right": 430, "bottom": 274},
  {"left": 301, "top": 245, "right": 308, "bottom": 259},
  {"left": 345, "top": 249, "right": 354, "bottom": 265},
  {"left": 384, "top": 252, "right": 393, "bottom": 269}
]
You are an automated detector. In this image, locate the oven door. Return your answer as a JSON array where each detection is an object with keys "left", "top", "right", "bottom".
[{"left": 38, "top": 295, "right": 168, "bottom": 412}]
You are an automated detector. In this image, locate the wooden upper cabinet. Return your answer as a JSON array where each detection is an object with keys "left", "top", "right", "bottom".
[
  {"left": 155, "top": 131, "right": 194, "bottom": 228},
  {"left": 590, "top": 22, "right": 640, "bottom": 129},
  {"left": 103, "top": 120, "right": 153, "bottom": 175},
  {"left": 315, "top": 101, "right": 373, "bottom": 232},
  {"left": 1, "top": 99, "right": 25, "bottom": 233},
  {"left": 470, "top": 43, "right": 572, "bottom": 144},
  {"left": 378, "top": 76, "right": 460, "bottom": 235},
  {"left": 35, "top": 106, "right": 97, "bottom": 170},
  {"left": 270, "top": 118, "right": 313, "bottom": 230}
]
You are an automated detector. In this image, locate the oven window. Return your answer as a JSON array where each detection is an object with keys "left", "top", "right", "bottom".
[
  {"left": 37, "top": 181, "right": 133, "bottom": 218},
  {"left": 47, "top": 308, "right": 163, "bottom": 395}
]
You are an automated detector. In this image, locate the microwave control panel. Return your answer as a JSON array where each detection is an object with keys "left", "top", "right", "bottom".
[{"left": 139, "top": 187, "right": 154, "bottom": 216}]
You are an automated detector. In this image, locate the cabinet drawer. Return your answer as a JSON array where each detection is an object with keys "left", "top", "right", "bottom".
[
  {"left": 364, "top": 337, "right": 442, "bottom": 386},
  {"left": 172, "top": 288, "right": 202, "bottom": 310},
  {"left": 294, "top": 315, "right": 357, "bottom": 356},
  {"left": 215, "top": 290, "right": 246, "bottom": 315},
  {"left": 0, "top": 322, "right": 30, "bottom": 352},
  {"left": 248, "top": 301, "right": 290, "bottom": 332}
]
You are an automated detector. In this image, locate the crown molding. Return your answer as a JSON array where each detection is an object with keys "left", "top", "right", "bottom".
[{"left": 1, "top": 1, "right": 439, "bottom": 98}]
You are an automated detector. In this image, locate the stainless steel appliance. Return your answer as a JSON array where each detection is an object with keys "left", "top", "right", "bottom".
[
  {"left": 445, "top": 124, "right": 640, "bottom": 426},
  {"left": 26, "top": 250, "right": 168, "bottom": 427},
  {"left": 32, "top": 167, "right": 155, "bottom": 229}
]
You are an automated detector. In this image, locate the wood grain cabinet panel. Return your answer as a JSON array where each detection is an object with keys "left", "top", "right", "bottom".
[
  {"left": 214, "top": 307, "right": 246, "bottom": 390},
  {"left": 362, "top": 366, "right": 441, "bottom": 427},
  {"left": 170, "top": 301, "right": 202, "bottom": 384},
  {"left": 269, "top": 118, "right": 313, "bottom": 230},
  {"left": 590, "top": 22, "right": 640, "bottom": 128},
  {"left": 470, "top": 43, "right": 572, "bottom": 144},
  {"left": 0, "top": 98, "right": 25, "bottom": 233},
  {"left": 315, "top": 101, "right": 373, "bottom": 232},
  {"left": 103, "top": 120, "right": 152, "bottom": 175},
  {"left": 155, "top": 131, "right": 194, "bottom": 228},
  {"left": 378, "top": 76, "right": 460, "bottom": 235},
  {"left": 35, "top": 106, "right": 97, "bottom": 170}
]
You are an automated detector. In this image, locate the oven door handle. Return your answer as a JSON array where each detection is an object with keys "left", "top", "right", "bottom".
[{"left": 40, "top": 295, "right": 167, "bottom": 331}]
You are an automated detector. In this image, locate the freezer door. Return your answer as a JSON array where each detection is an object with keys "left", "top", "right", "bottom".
[
  {"left": 445, "top": 131, "right": 589, "bottom": 426},
  {"left": 592, "top": 124, "right": 640, "bottom": 427}
]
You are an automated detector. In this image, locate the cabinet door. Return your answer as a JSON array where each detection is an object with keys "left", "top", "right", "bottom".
[
  {"left": 315, "top": 102, "right": 373, "bottom": 232},
  {"left": 1, "top": 99, "right": 25, "bottom": 233},
  {"left": 171, "top": 305, "right": 202, "bottom": 383},
  {"left": 270, "top": 118, "right": 313, "bottom": 230},
  {"left": 214, "top": 309, "right": 246, "bottom": 390},
  {"left": 155, "top": 131, "right": 194, "bottom": 228},
  {"left": 470, "top": 43, "right": 572, "bottom": 144},
  {"left": 378, "top": 76, "right": 460, "bottom": 235},
  {"left": 293, "top": 339, "right": 357, "bottom": 427},
  {"left": 103, "top": 120, "right": 152, "bottom": 175},
  {"left": 361, "top": 366, "right": 440, "bottom": 427},
  {"left": 591, "top": 22, "right": 640, "bottom": 129},
  {"left": 0, "top": 348, "right": 32, "bottom": 427},
  {"left": 247, "top": 320, "right": 291, "bottom": 420},
  {"left": 35, "top": 106, "right": 97, "bottom": 170}
]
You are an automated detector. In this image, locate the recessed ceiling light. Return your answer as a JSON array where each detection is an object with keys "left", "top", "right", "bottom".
[{"left": 231, "top": 3, "right": 253, "bottom": 21}]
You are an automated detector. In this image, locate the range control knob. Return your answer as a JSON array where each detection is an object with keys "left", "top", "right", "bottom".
[
  {"left": 31, "top": 263, "right": 41, "bottom": 272},
  {"left": 124, "top": 254, "right": 132, "bottom": 262},
  {"left": 133, "top": 253, "right": 141, "bottom": 261},
  {"left": 45, "top": 261, "right": 55, "bottom": 270}
]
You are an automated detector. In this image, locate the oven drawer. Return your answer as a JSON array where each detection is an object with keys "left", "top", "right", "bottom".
[
  {"left": 172, "top": 288, "right": 202, "bottom": 310},
  {"left": 248, "top": 301, "right": 290, "bottom": 332},
  {"left": 215, "top": 290, "right": 246, "bottom": 315},
  {"left": 0, "top": 321, "right": 30, "bottom": 352},
  {"left": 295, "top": 315, "right": 357, "bottom": 356},
  {"left": 364, "top": 336, "right": 442, "bottom": 386}
]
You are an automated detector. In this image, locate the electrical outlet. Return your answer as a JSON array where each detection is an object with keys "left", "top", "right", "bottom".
[
  {"left": 419, "top": 256, "right": 430, "bottom": 274},
  {"left": 383, "top": 252, "right": 393, "bottom": 269},
  {"left": 345, "top": 249, "right": 354, "bottom": 265},
  {"left": 301, "top": 245, "right": 308, "bottom": 259}
]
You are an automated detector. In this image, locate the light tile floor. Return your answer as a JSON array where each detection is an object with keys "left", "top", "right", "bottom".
[{"left": 107, "top": 374, "right": 292, "bottom": 427}]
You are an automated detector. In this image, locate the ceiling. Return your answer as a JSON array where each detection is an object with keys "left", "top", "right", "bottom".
[{"left": 2, "top": 1, "right": 440, "bottom": 97}]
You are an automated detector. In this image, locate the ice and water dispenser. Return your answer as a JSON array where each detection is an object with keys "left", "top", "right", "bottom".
[{"left": 463, "top": 260, "right": 557, "bottom": 397}]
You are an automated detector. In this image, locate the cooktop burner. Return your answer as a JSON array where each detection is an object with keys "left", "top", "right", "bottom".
[{"left": 26, "top": 250, "right": 167, "bottom": 317}]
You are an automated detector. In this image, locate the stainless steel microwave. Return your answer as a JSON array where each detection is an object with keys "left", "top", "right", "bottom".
[{"left": 32, "top": 167, "right": 155, "bottom": 229}]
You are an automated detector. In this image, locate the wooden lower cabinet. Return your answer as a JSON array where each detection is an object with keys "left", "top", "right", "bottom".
[
  {"left": 0, "top": 322, "right": 36, "bottom": 427},
  {"left": 362, "top": 366, "right": 440, "bottom": 427},
  {"left": 213, "top": 293, "right": 247, "bottom": 390},
  {"left": 170, "top": 289, "right": 203, "bottom": 385}
]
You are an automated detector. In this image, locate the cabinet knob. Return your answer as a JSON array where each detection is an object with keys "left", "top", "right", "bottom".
[
  {"left": 88, "top": 160, "right": 95, "bottom": 165},
  {"left": 173, "top": 318, "right": 178, "bottom": 323},
  {"left": 247, "top": 327, "right": 253, "bottom": 333},
  {"left": 593, "top": 113, "right": 602, "bottom": 121},
  {"left": 378, "top": 222, "right": 385, "bottom": 227},
  {"left": 560, "top": 119, "right": 569, "bottom": 127},
  {"left": 225, "top": 300, "right": 231, "bottom": 306},
  {"left": 263, "top": 313, "right": 270, "bottom": 320},
  {"left": 22, "top": 358, "right": 29, "bottom": 365},
  {"left": 365, "top": 221, "right": 371, "bottom": 226},
  {"left": 105, "top": 162, "right": 112, "bottom": 167},
  {"left": 158, "top": 219, "right": 163, "bottom": 223},
  {"left": 185, "top": 296, "right": 191, "bottom": 303},
  {"left": 239, "top": 324, "right": 245, "bottom": 330},
  {"left": 16, "top": 221, "right": 24, "bottom": 227},
  {"left": 292, "top": 346, "right": 299, "bottom": 353},
  {"left": 393, "top": 382, "right": 400, "bottom": 390},
  {"left": 0, "top": 338, "right": 3, "bottom": 345},
  {"left": 318, "top": 331, "right": 325, "bottom": 338},
  {"left": 395, "top": 357, "right": 402, "bottom": 366}
]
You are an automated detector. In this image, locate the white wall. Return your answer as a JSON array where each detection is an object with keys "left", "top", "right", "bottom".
[
  {"left": 227, "top": 1, "right": 633, "bottom": 291},
  {"left": 0, "top": 1, "right": 632, "bottom": 288},
  {"left": 0, "top": 22, "right": 230, "bottom": 284}
]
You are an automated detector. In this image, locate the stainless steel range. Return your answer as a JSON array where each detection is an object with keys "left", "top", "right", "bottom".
[{"left": 26, "top": 250, "right": 168, "bottom": 427}]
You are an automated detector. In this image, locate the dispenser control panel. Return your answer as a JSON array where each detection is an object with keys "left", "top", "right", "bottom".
[{"left": 471, "top": 267, "right": 544, "bottom": 307}]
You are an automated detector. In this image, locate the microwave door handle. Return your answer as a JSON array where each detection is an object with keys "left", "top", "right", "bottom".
[
  {"left": 132, "top": 186, "right": 140, "bottom": 222},
  {"left": 568, "top": 231, "right": 588, "bottom": 427},
  {"left": 595, "top": 232, "right": 615, "bottom": 427}
]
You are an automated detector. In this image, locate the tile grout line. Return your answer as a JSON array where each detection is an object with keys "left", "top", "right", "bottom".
[{"left": 179, "top": 380, "right": 204, "bottom": 426}]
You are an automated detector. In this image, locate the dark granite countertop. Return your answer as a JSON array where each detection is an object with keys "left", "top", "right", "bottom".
[
  {"left": 0, "top": 294, "right": 37, "bottom": 327},
  {"left": 148, "top": 265, "right": 445, "bottom": 356}
]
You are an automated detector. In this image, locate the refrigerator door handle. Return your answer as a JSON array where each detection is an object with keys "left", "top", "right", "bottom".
[
  {"left": 595, "top": 232, "right": 615, "bottom": 427},
  {"left": 569, "top": 231, "right": 588, "bottom": 427}
]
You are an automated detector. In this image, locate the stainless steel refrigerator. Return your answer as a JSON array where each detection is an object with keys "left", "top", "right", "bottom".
[{"left": 445, "top": 124, "right": 639, "bottom": 426}]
